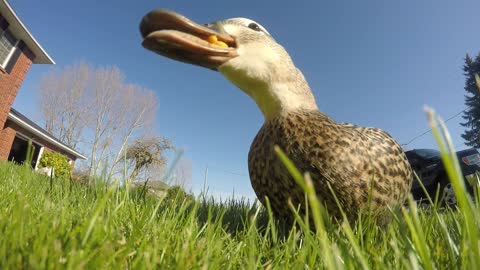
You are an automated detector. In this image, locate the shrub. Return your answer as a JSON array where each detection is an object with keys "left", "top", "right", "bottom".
[
  {"left": 38, "top": 151, "right": 72, "bottom": 179},
  {"left": 164, "top": 185, "right": 195, "bottom": 203}
]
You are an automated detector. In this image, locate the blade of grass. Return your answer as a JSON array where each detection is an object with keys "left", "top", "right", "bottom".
[
  {"left": 425, "top": 106, "right": 480, "bottom": 269},
  {"left": 275, "top": 146, "right": 341, "bottom": 269}
]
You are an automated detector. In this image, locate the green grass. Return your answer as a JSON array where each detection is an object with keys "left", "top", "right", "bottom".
[{"left": 1, "top": 111, "right": 479, "bottom": 269}]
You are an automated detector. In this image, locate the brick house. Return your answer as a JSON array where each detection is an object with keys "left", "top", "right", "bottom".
[{"left": 0, "top": 0, "right": 86, "bottom": 169}]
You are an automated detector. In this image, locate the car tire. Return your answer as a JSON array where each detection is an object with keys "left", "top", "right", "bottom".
[{"left": 438, "top": 176, "right": 457, "bottom": 207}]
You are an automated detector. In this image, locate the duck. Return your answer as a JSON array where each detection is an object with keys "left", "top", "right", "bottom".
[{"left": 139, "top": 9, "right": 413, "bottom": 225}]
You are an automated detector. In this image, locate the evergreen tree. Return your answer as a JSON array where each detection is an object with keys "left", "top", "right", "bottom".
[{"left": 461, "top": 53, "right": 480, "bottom": 148}]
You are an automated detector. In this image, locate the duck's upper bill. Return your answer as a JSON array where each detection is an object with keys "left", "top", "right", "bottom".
[{"left": 140, "top": 9, "right": 238, "bottom": 70}]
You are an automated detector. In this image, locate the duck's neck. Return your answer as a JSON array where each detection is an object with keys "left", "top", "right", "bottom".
[
  {"left": 221, "top": 67, "right": 319, "bottom": 121},
  {"left": 256, "top": 79, "right": 318, "bottom": 120}
]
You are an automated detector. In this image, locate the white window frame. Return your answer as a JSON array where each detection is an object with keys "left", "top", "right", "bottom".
[
  {"left": 0, "top": 28, "right": 19, "bottom": 69},
  {"left": 14, "top": 131, "right": 45, "bottom": 170},
  {"left": 35, "top": 146, "right": 45, "bottom": 170}
]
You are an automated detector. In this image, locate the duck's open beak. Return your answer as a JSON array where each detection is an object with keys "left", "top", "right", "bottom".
[{"left": 140, "top": 9, "right": 238, "bottom": 70}]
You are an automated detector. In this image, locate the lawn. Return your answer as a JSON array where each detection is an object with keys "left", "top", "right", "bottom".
[{"left": 1, "top": 112, "right": 479, "bottom": 269}]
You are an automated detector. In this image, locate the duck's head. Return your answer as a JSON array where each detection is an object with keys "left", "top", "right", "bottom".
[{"left": 140, "top": 9, "right": 317, "bottom": 120}]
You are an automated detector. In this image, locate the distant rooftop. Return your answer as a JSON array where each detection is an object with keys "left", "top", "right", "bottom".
[{"left": 0, "top": 0, "right": 54, "bottom": 64}]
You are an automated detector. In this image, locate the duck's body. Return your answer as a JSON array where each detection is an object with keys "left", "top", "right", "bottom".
[
  {"left": 140, "top": 10, "right": 413, "bottom": 224},
  {"left": 250, "top": 110, "right": 411, "bottom": 223}
]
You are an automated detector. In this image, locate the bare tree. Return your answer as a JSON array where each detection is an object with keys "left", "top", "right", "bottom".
[
  {"left": 124, "top": 136, "right": 174, "bottom": 181},
  {"left": 39, "top": 62, "right": 92, "bottom": 148},
  {"left": 171, "top": 157, "right": 193, "bottom": 190},
  {"left": 105, "top": 85, "right": 158, "bottom": 179},
  {"left": 38, "top": 63, "right": 162, "bottom": 184},
  {"left": 84, "top": 67, "right": 162, "bottom": 181},
  {"left": 87, "top": 66, "right": 124, "bottom": 178}
]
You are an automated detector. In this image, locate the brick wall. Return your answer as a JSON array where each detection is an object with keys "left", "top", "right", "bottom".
[
  {"left": 0, "top": 126, "right": 15, "bottom": 160},
  {"left": 0, "top": 45, "right": 34, "bottom": 160}
]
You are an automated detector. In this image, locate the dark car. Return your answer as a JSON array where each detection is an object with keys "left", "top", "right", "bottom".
[{"left": 405, "top": 148, "right": 480, "bottom": 206}]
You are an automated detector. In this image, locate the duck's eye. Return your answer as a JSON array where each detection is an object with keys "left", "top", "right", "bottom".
[{"left": 248, "top": 23, "right": 262, "bottom": 32}]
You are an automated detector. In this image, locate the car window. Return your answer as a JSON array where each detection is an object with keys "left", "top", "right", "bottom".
[{"left": 414, "top": 149, "right": 441, "bottom": 159}]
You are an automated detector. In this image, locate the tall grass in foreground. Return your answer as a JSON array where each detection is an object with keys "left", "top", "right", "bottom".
[{"left": 0, "top": 110, "right": 479, "bottom": 269}]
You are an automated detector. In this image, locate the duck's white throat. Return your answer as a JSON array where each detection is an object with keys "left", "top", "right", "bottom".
[{"left": 219, "top": 64, "right": 318, "bottom": 120}]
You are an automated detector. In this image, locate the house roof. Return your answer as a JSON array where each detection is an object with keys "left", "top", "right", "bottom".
[
  {"left": 7, "top": 108, "right": 87, "bottom": 160},
  {"left": 0, "top": 0, "right": 54, "bottom": 64}
]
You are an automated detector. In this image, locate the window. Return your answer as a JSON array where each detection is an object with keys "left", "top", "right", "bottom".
[
  {"left": 8, "top": 135, "right": 41, "bottom": 168},
  {"left": 0, "top": 28, "right": 18, "bottom": 68},
  {"left": 414, "top": 149, "right": 440, "bottom": 159}
]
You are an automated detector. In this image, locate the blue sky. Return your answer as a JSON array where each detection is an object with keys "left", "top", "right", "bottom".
[{"left": 10, "top": 0, "right": 480, "bottom": 200}]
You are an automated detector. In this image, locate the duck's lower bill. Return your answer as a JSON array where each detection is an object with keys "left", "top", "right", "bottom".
[{"left": 140, "top": 9, "right": 238, "bottom": 70}]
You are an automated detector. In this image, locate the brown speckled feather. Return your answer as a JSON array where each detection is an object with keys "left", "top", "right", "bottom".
[{"left": 249, "top": 110, "right": 413, "bottom": 225}]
